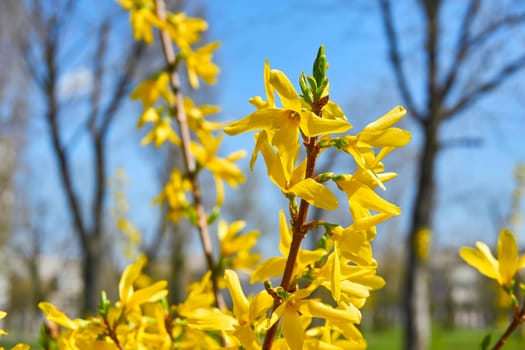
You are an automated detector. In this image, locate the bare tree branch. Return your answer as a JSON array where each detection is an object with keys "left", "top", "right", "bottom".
[
  {"left": 41, "top": 25, "right": 89, "bottom": 249},
  {"left": 421, "top": 0, "right": 442, "bottom": 123},
  {"left": 444, "top": 53, "right": 525, "bottom": 118},
  {"left": 378, "top": 0, "right": 424, "bottom": 122},
  {"left": 439, "top": 0, "right": 480, "bottom": 102},
  {"left": 441, "top": 6, "right": 525, "bottom": 104},
  {"left": 98, "top": 41, "right": 145, "bottom": 137}
]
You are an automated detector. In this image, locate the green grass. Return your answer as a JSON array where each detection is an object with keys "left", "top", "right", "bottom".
[{"left": 364, "top": 326, "right": 525, "bottom": 350}]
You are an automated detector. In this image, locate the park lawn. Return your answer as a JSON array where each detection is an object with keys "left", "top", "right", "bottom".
[{"left": 365, "top": 326, "right": 525, "bottom": 350}]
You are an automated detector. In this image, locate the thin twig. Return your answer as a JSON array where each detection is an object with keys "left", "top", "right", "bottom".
[
  {"left": 491, "top": 305, "right": 525, "bottom": 350},
  {"left": 153, "top": 0, "right": 226, "bottom": 312},
  {"left": 262, "top": 98, "right": 326, "bottom": 350}
]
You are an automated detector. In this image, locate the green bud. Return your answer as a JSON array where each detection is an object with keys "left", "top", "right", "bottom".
[
  {"left": 316, "top": 235, "right": 328, "bottom": 250},
  {"left": 299, "top": 72, "right": 313, "bottom": 105},
  {"left": 317, "top": 172, "right": 335, "bottom": 183},
  {"left": 276, "top": 287, "right": 289, "bottom": 300},
  {"left": 186, "top": 206, "right": 197, "bottom": 225},
  {"left": 307, "top": 75, "right": 318, "bottom": 93},
  {"left": 207, "top": 206, "right": 220, "bottom": 225},
  {"left": 264, "top": 280, "right": 273, "bottom": 290},
  {"left": 97, "top": 290, "right": 110, "bottom": 317},
  {"left": 313, "top": 45, "right": 327, "bottom": 86}
]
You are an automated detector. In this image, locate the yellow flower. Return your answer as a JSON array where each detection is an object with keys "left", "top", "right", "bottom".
[
  {"left": 342, "top": 106, "right": 410, "bottom": 190},
  {"left": 335, "top": 171, "right": 401, "bottom": 239},
  {"left": 174, "top": 272, "right": 237, "bottom": 333},
  {"left": 218, "top": 220, "right": 261, "bottom": 271},
  {"left": 135, "top": 104, "right": 180, "bottom": 148},
  {"left": 266, "top": 284, "right": 361, "bottom": 350},
  {"left": 38, "top": 303, "right": 79, "bottom": 330},
  {"left": 185, "top": 42, "right": 221, "bottom": 89},
  {"left": 224, "top": 269, "right": 273, "bottom": 350},
  {"left": 184, "top": 97, "right": 222, "bottom": 133},
  {"left": 250, "top": 131, "right": 338, "bottom": 210},
  {"left": 119, "top": 256, "right": 168, "bottom": 313},
  {"left": 0, "top": 311, "right": 6, "bottom": 336},
  {"left": 131, "top": 73, "right": 173, "bottom": 107},
  {"left": 191, "top": 132, "right": 245, "bottom": 187},
  {"left": 460, "top": 229, "right": 525, "bottom": 287},
  {"left": 140, "top": 116, "right": 180, "bottom": 147},
  {"left": 415, "top": 227, "right": 432, "bottom": 261},
  {"left": 165, "top": 13, "right": 208, "bottom": 50},
  {"left": 118, "top": 0, "right": 164, "bottom": 44},
  {"left": 154, "top": 169, "right": 190, "bottom": 223},
  {"left": 225, "top": 64, "right": 351, "bottom": 180},
  {"left": 250, "top": 211, "right": 325, "bottom": 283}
]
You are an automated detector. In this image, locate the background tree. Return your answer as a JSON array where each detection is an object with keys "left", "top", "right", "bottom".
[
  {"left": 20, "top": 0, "right": 145, "bottom": 314},
  {"left": 378, "top": 1, "right": 525, "bottom": 349}
]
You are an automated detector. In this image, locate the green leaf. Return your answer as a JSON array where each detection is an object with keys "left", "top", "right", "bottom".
[{"left": 480, "top": 333, "right": 492, "bottom": 350}]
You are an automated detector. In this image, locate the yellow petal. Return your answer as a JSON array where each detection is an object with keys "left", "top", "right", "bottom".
[
  {"left": 358, "top": 128, "right": 411, "bottom": 147},
  {"left": 186, "top": 308, "right": 236, "bottom": 331},
  {"left": 119, "top": 256, "right": 147, "bottom": 303},
  {"left": 364, "top": 105, "right": 406, "bottom": 130},
  {"left": 282, "top": 308, "right": 304, "bottom": 350},
  {"left": 279, "top": 210, "right": 292, "bottom": 256},
  {"left": 289, "top": 178, "right": 338, "bottom": 210},
  {"left": 264, "top": 60, "right": 275, "bottom": 107},
  {"left": 38, "top": 302, "right": 78, "bottom": 330},
  {"left": 224, "top": 269, "right": 249, "bottom": 320},
  {"left": 272, "top": 117, "right": 300, "bottom": 179},
  {"left": 300, "top": 111, "right": 351, "bottom": 137},
  {"left": 269, "top": 70, "right": 301, "bottom": 111},
  {"left": 459, "top": 245, "right": 499, "bottom": 280},
  {"left": 250, "top": 257, "right": 286, "bottom": 283},
  {"left": 224, "top": 108, "right": 283, "bottom": 135},
  {"left": 498, "top": 229, "right": 519, "bottom": 286},
  {"left": 249, "top": 291, "right": 274, "bottom": 323},
  {"left": 322, "top": 101, "right": 347, "bottom": 121},
  {"left": 332, "top": 248, "right": 341, "bottom": 301},
  {"left": 127, "top": 280, "right": 168, "bottom": 309},
  {"left": 301, "top": 299, "right": 361, "bottom": 324}
]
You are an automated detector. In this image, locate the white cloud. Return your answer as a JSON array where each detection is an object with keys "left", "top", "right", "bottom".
[{"left": 58, "top": 67, "right": 93, "bottom": 99}]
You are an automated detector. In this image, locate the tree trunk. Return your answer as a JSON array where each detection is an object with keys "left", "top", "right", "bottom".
[
  {"left": 82, "top": 237, "right": 104, "bottom": 315},
  {"left": 403, "top": 122, "right": 438, "bottom": 350}
]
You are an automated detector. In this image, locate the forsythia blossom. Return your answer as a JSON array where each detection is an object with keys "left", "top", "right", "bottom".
[{"left": 460, "top": 229, "right": 525, "bottom": 288}]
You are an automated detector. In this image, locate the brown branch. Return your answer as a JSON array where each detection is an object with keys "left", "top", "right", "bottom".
[
  {"left": 444, "top": 53, "right": 525, "bottom": 119},
  {"left": 262, "top": 99, "right": 326, "bottom": 350},
  {"left": 378, "top": 0, "right": 423, "bottom": 123},
  {"left": 41, "top": 23, "right": 89, "bottom": 249},
  {"left": 439, "top": 0, "right": 480, "bottom": 102},
  {"left": 470, "top": 13, "right": 525, "bottom": 52},
  {"left": 88, "top": 21, "right": 109, "bottom": 239},
  {"left": 98, "top": 41, "right": 145, "bottom": 137},
  {"left": 440, "top": 4, "right": 525, "bottom": 105},
  {"left": 153, "top": 0, "right": 226, "bottom": 312},
  {"left": 421, "top": 0, "right": 442, "bottom": 124},
  {"left": 491, "top": 304, "right": 525, "bottom": 350}
]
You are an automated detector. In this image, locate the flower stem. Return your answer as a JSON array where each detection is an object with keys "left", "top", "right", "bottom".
[
  {"left": 262, "top": 99, "right": 326, "bottom": 350},
  {"left": 491, "top": 304, "right": 525, "bottom": 349},
  {"left": 153, "top": 0, "right": 225, "bottom": 312}
]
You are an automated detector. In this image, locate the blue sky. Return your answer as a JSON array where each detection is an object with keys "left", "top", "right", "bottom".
[{"left": 21, "top": 1, "right": 525, "bottom": 260}]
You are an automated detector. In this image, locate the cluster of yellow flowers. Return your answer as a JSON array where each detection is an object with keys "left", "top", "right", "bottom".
[
  {"left": 0, "top": 311, "right": 29, "bottom": 350},
  {"left": 36, "top": 1, "right": 413, "bottom": 349}
]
